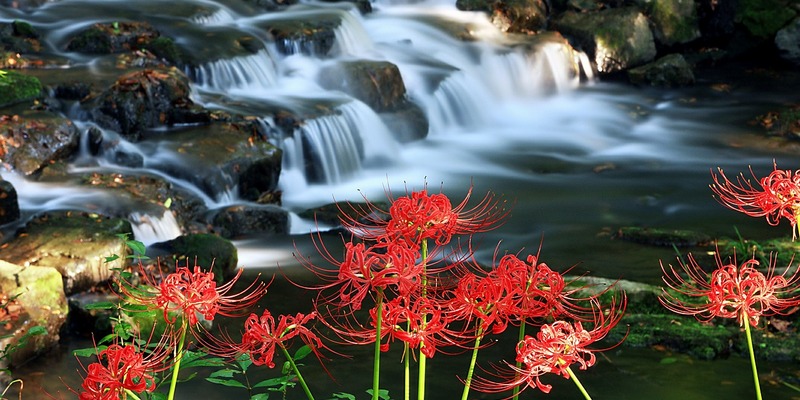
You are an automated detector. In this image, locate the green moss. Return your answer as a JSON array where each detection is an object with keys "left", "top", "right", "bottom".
[
  {"left": 736, "top": 0, "right": 797, "bottom": 38},
  {"left": 144, "top": 36, "right": 184, "bottom": 65},
  {"left": 617, "top": 226, "right": 711, "bottom": 247},
  {"left": 0, "top": 69, "right": 42, "bottom": 107}
]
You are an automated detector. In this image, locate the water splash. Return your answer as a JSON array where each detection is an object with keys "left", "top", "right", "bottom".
[{"left": 129, "top": 210, "right": 182, "bottom": 245}]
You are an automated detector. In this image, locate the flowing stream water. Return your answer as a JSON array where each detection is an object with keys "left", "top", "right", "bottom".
[{"left": 2, "top": 0, "right": 800, "bottom": 398}]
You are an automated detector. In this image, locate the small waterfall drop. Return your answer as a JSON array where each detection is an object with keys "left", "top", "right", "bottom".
[
  {"left": 129, "top": 210, "right": 183, "bottom": 246},
  {"left": 188, "top": 49, "right": 278, "bottom": 92}
]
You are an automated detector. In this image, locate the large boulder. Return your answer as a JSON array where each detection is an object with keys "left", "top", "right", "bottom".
[
  {"left": 318, "top": 60, "right": 408, "bottom": 112},
  {"left": 211, "top": 204, "right": 290, "bottom": 239},
  {"left": 0, "top": 70, "right": 41, "bottom": 108},
  {"left": 149, "top": 233, "right": 238, "bottom": 282},
  {"left": 66, "top": 21, "right": 183, "bottom": 65},
  {"left": 89, "top": 68, "right": 211, "bottom": 141},
  {"left": 553, "top": 7, "right": 657, "bottom": 73},
  {"left": 0, "top": 260, "right": 68, "bottom": 368},
  {"left": 259, "top": 11, "right": 341, "bottom": 57},
  {"left": 0, "top": 20, "right": 41, "bottom": 53},
  {"left": 637, "top": 0, "right": 701, "bottom": 46},
  {"left": 1, "top": 212, "right": 132, "bottom": 295},
  {"left": 0, "top": 113, "right": 79, "bottom": 176}
]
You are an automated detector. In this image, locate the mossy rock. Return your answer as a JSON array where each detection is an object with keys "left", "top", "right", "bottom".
[
  {"left": 616, "top": 314, "right": 739, "bottom": 360},
  {"left": 0, "top": 70, "right": 42, "bottom": 107},
  {"left": 735, "top": 0, "right": 797, "bottom": 38},
  {"left": 149, "top": 233, "right": 238, "bottom": 282}
]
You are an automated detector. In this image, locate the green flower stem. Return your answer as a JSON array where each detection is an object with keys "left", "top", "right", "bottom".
[
  {"left": 460, "top": 324, "right": 484, "bottom": 400},
  {"left": 418, "top": 351, "right": 427, "bottom": 400},
  {"left": 511, "top": 319, "right": 527, "bottom": 400},
  {"left": 167, "top": 324, "right": 188, "bottom": 400},
  {"left": 372, "top": 289, "right": 385, "bottom": 400},
  {"left": 418, "top": 238, "right": 429, "bottom": 400},
  {"left": 124, "top": 388, "right": 143, "bottom": 400},
  {"left": 404, "top": 342, "right": 410, "bottom": 400},
  {"left": 566, "top": 366, "right": 592, "bottom": 400},
  {"left": 279, "top": 345, "right": 315, "bottom": 400},
  {"left": 743, "top": 312, "right": 763, "bottom": 400}
]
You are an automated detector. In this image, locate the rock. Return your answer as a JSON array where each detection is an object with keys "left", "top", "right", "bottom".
[
  {"left": 380, "top": 102, "right": 429, "bottom": 143},
  {"left": 0, "top": 70, "right": 42, "bottom": 107},
  {"left": 318, "top": 60, "right": 408, "bottom": 112},
  {"left": 628, "top": 53, "right": 695, "bottom": 87},
  {"left": 1, "top": 211, "right": 133, "bottom": 295},
  {"left": 149, "top": 233, "right": 238, "bottom": 282},
  {"left": 0, "top": 260, "right": 68, "bottom": 367},
  {"left": 0, "top": 179, "right": 19, "bottom": 225},
  {"left": 638, "top": 0, "right": 701, "bottom": 46},
  {"left": 259, "top": 12, "right": 340, "bottom": 56},
  {"left": 211, "top": 204, "right": 290, "bottom": 239},
  {"left": 245, "top": 0, "right": 299, "bottom": 11},
  {"left": 66, "top": 21, "right": 183, "bottom": 64},
  {"left": 456, "top": 0, "right": 548, "bottom": 34},
  {"left": 318, "top": 0, "right": 372, "bottom": 14},
  {"left": 0, "top": 20, "right": 41, "bottom": 53},
  {"left": 141, "top": 122, "right": 282, "bottom": 202},
  {"left": 89, "top": 68, "right": 211, "bottom": 140},
  {"left": 0, "top": 113, "right": 79, "bottom": 177},
  {"left": 614, "top": 226, "right": 710, "bottom": 247},
  {"left": 776, "top": 17, "right": 800, "bottom": 65},
  {"left": 696, "top": 0, "right": 737, "bottom": 45},
  {"left": 735, "top": 0, "right": 797, "bottom": 39},
  {"left": 553, "top": 7, "right": 657, "bottom": 73}
]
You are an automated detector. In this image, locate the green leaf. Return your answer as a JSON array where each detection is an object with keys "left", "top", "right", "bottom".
[
  {"left": 250, "top": 393, "right": 269, "bottom": 400},
  {"left": 235, "top": 353, "right": 253, "bottom": 372},
  {"left": 366, "top": 389, "right": 391, "bottom": 400},
  {"left": 659, "top": 357, "right": 678, "bottom": 365},
  {"left": 205, "top": 377, "right": 247, "bottom": 388},
  {"left": 104, "top": 254, "right": 120, "bottom": 263},
  {"left": 208, "top": 369, "right": 239, "bottom": 379},
  {"left": 330, "top": 393, "right": 356, "bottom": 400},
  {"left": 177, "top": 372, "right": 198, "bottom": 383},
  {"left": 164, "top": 198, "right": 172, "bottom": 208},
  {"left": 281, "top": 360, "right": 291, "bottom": 375},
  {"left": 26, "top": 326, "right": 47, "bottom": 336},
  {"left": 253, "top": 376, "right": 291, "bottom": 389},
  {"left": 73, "top": 346, "right": 105, "bottom": 357},
  {"left": 149, "top": 392, "right": 167, "bottom": 400},
  {"left": 84, "top": 301, "right": 116, "bottom": 310},
  {"left": 180, "top": 350, "right": 226, "bottom": 369},
  {"left": 293, "top": 344, "right": 312, "bottom": 361}
]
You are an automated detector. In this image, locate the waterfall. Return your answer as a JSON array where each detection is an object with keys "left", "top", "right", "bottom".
[
  {"left": 188, "top": 49, "right": 278, "bottom": 91},
  {"left": 129, "top": 210, "right": 182, "bottom": 246}
]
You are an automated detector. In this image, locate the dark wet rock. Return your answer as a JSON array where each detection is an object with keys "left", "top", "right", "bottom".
[
  {"left": 51, "top": 81, "right": 93, "bottom": 102},
  {"left": 245, "top": 0, "right": 299, "bottom": 11},
  {"left": 211, "top": 204, "right": 289, "bottom": 239},
  {"left": 260, "top": 12, "right": 340, "bottom": 57},
  {"left": 143, "top": 122, "right": 282, "bottom": 203},
  {"left": 380, "top": 102, "right": 429, "bottom": 143},
  {"left": 73, "top": 171, "right": 207, "bottom": 235},
  {"left": 628, "top": 53, "right": 695, "bottom": 87},
  {"left": 149, "top": 233, "right": 237, "bottom": 282},
  {"left": 456, "top": 0, "right": 548, "bottom": 34},
  {"left": 65, "top": 21, "right": 183, "bottom": 64},
  {"left": 696, "top": 0, "right": 737, "bottom": 45},
  {"left": 66, "top": 291, "right": 117, "bottom": 337},
  {"left": 1, "top": 211, "right": 132, "bottom": 295},
  {"left": 0, "top": 20, "right": 41, "bottom": 53},
  {"left": 89, "top": 68, "right": 210, "bottom": 140},
  {"left": 776, "top": 17, "right": 800, "bottom": 65},
  {"left": 0, "top": 179, "right": 19, "bottom": 225},
  {"left": 635, "top": 0, "right": 701, "bottom": 46},
  {"left": 614, "top": 226, "right": 711, "bottom": 247},
  {"left": 318, "top": 0, "right": 372, "bottom": 14},
  {"left": 318, "top": 60, "right": 408, "bottom": 112},
  {"left": 735, "top": 0, "right": 797, "bottom": 39},
  {"left": 0, "top": 70, "right": 42, "bottom": 107},
  {"left": 0, "top": 113, "right": 80, "bottom": 177},
  {"left": 0, "top": 260, "right": 68, "bottom": 368},
  {"left": 553, "top": 7, "right": 657, "bottom": 74}
]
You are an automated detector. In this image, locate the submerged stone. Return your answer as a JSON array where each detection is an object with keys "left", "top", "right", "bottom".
[
  {"left": 0, "top": 112, "right": 79, "bottom": 177},
  {"left": 149, "top": 233, "right": 238, "bottom": 282},
  {"left": 628, "top": 54, "right": 695, "bottom": 87}
]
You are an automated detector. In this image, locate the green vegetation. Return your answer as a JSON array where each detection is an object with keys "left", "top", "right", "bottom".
[{"left": 0, "top": 69, "right": 42, "bottom": 107}]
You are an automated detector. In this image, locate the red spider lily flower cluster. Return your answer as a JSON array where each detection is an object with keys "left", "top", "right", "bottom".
[
  {"left": 660, "top": 251, "right": 800, "bottom": 327},
  {"left": 120, "top": 262, "right": 267, "bottom": 327},
  {"left": 711, "top": 162, "right": 800, "bottom": 240},
  {"left": 200, "top": 310, "right": 325, "bottom": 369},
  {"left": 73, "top": 334, "right": 173, "bottom": 400},
  {"left": 471, "top": 296, "right": 626, "bottom": 395}
]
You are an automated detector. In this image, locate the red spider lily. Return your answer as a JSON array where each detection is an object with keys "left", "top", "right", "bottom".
[
  {"left": 73, "top": 334, "right": 173, "bottom": 400},
  {"left": 379, "top": 296, "right": 454, "bottom": 358},
  {"left": 471, "top": 296, "right": 626, "bottom": 395},
  {"left": 493, "top": 253, "right": 598, "bottom": 323},
  {"left": 295, "top": 237, "right": 424, "bottom": 312},
  {"left": 443, "top": 271, "right": 511, "bottom": 336},
  {"left": 120, "top": 261, "right": 267, "bottom": 326},
  {"left": 338, "top": 184, "right": 510, "bottom": 245},
  {"left": 200, "top": 310, "right": 325, "bottom": 368},
  {"left": 660, "top": 251, "right": 800, "bottom": 327},
  {"left": 711, "top": 162, "right": 800, "bottom": 240}
]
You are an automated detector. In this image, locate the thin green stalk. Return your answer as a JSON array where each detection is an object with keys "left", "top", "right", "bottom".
[
  {"left": 743, "top": 312, "right": 763, "bottom": 400},
  {"left": 418, "top": 239, "right": 429, "bottom": 400},
  {"left": 460, "top": 324, "right": 484, "bottom": 400},
  {"left": 124, "top": 388, "right": 143, "bottom": 400},
  {"left": 167, "top": 324, "right": 188, "bottom": 400},
  {"left": 372, "top": 289, "right": 385, "bottom": 400},
  {"left": 404, "top": 342, "right": 410, "bottom": 400},
  {"left": 280, "top": 345, "right": 315, "bottom": 400},
  {"left": 566, "top": 366, "right": 592, "bottom": 400},
  {"left": 511, "top": 319, "right": 527, "bottom": 400}
]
